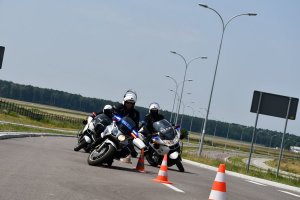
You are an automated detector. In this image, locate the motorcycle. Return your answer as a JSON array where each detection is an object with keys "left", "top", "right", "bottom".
[
  {"left": 144, "top": 119, "right": 185, "bottom": 172},
  {"left": 87, "top": 115, "right": 146, "bottom": 166},
  {"left": 74, "top": 113, "right": 112, "bottom": 152}
]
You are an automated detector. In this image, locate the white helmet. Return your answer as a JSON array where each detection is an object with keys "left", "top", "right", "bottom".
[
  {"left": 103, "top": 104, "right": 112, "bottom": 112},
  {"left": 149, "top": 102, "right": 160, "bottom": 112},
  {"left": 123, "top": 89, "right": 137, "bottom": 104}
]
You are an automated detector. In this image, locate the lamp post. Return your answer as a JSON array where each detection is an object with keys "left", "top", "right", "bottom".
[
  {"left": 179, "top": 98, "right": 193, "bottom": 128},
  {"left": 212, "top": 120, "right": 218, "bottom": 147},
  {"left": 187, "top": 105, "right": 195, "bottom": 145},
  {"left": 268, "top": 134, "right": 276, "bottom": 156},
  {"left": 238, "top": 126, "right": 247, "bottom": 150},
  {"left": 197, "top": 4, "right": 257, "bottom": 156},
  {"left": 165, "top": 75, "right": 178, "bottom": 123},
  {"left": 170, "top": 51, "right": 207, "bottom": 126},
  {"left": 224, "top": 123, "right": 231, "bottom": 151},
  {"left": 166, "top": 76, "right": 193, "bottom": 124},
  {"left": 197, "top": 109, "right": 206, "bottom": 143}
]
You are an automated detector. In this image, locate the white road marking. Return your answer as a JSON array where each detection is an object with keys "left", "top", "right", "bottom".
[
  {"left": 162, "top": 183, "right": 185, "bottom": 193},
  {"left": 278, "top": 190, "right": 300, "bottom": 197},
  {"left": 246, "top": 180, "right": 267, "bottom": 186}
]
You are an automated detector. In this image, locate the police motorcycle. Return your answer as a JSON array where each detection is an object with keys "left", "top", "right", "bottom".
[
  {"left": 74, "top": 113, "right": 112, "bottom": 152},
  {"left": 87, "top": 115, "right": 146, "bottom": 166},
  {"left": 143, "top": 119, "right": 185, "bottom": 172}
]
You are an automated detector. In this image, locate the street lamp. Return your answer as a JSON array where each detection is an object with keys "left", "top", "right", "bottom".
[
  {"left": 238, "top": 126, "right": 247, "bottom": 150},
  {"left": 179, "top": 98, "right": 192, "bottom": 128},
  {"left": 197, "top": 109, "right": 206, "bottom": 143},
  {"left": 170, "top": 51, "right": 207, "bottom": 126},
  {"left": 224, "top": 123, "right": 231, "bottom": 151},
  {"left": 268, "top": 134, "right": 277, "bottom": 156},
  {"left": 166, "top": 76, "right": 193, "bottom": 124},
  {"left": 212, "top": 120, "right": 218, "bottom": 147},
  {"left": 187, "top": 104, "right": 195, "bottom": 145},
  {"left": 179, "top": 101, "right": 186, "bottom": 128},
  {"left": 197, "top": 4, "right": 257, "bottom": 156},
  {"left": 165, "top": 75, "right": 178, "bottom": 123}
]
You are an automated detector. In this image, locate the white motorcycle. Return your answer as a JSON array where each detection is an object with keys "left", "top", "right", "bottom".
[
  {"left": 74, "top": 113, "right": 112, "bottom": 152},
  {"left": 87, "top": 115, "right": 145, "bottom": 166},
  {"left": 144, "top": 119, "right": 185, "bottom": 172}
]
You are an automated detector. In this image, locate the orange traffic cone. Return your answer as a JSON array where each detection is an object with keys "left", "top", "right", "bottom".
[
  {"left": 208, "top": 163, "right": 227, "bottom": 200},
  {"left": 153, "top": 154, "right": 172, "bottom": 184},
  {"left": 135, "top": 149, "right": 145, "bottom": 172}
]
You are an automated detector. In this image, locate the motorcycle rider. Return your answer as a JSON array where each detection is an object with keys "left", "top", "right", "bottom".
[
  {"left": 112, "top": 89, "right": 140, "bottom": 163},
  {"left": 141, "top": 102, "right": 165, "bottom": 145},
  {"left": 82, "top": 104, "right": 113, "bottom": 125}
]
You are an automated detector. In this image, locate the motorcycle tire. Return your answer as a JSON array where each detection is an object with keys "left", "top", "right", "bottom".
[
  {"left": 145, "top": 150, "right": 160, "bottom": 167},
  {"left": 74, "top": 140, "right": 87, "bottom": 151},
  {"left": 87, "top": 143, "right": 116, "bottom": 166},
  {"left": 175, "top": 159, "right": 185, "bottom": 172},
  {"left": 83, "top": 146, "right": 91, "bottom": 153}
]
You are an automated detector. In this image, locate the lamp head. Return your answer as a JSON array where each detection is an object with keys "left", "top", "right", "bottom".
[{"left": 198, "top": 4, "right": 208, "bottom": 8}]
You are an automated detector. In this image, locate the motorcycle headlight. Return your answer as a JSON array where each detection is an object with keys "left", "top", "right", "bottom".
[
  {"left": 118, "top": 135, "right": 126, "bottom": 142},
  {"left": 173, "top": 134, "right": 179, "bottom": 144},
  {"left": 163, "top": 134, "right": 179, "bottom": 146}
]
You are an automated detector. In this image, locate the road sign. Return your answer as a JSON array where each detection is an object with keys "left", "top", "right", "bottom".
[
  {"left": 250, "top": 90, "right": 298, "bottom": 120},
  {"left": 247, "top": 90, "right": 298, "bottom": 176}
]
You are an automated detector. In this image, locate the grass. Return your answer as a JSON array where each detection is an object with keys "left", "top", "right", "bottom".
[
  {"left": 0, "top": 111, "right": 81, "bottom": 134},
  {"left": 1, "top": 97, "right": 88, "bottom": 119},
  {"left": 182, "top": 147, "right": 300, "bottom": 187},
  {"left": 266, "top": 158, "right": 300, "bottom": 175}
]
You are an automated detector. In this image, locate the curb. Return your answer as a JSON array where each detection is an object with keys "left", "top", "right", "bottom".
[
  {"left": 0, "top": 132, "right": 76, "bottom": 140},
  {"left": 182, "top": 159, "right": 300, "bottom": 193}
]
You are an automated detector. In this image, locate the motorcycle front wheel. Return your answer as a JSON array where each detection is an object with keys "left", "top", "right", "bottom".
[
  {"left": 87, "top": 143, "right": 116, "bottom": 166},
  {"left": 175, "top": 159, "right": 185, "bottom": 172},
  {"left": 145, "top": 149, "right": 161, "bottom": 167},
  {"left": 74, "top": 139, "right": 87, "bottom": 151}
]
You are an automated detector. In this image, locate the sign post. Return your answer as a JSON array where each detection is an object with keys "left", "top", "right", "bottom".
[
  {"left": 0, "top": 46, "right": 5, "bottom": 69},
  {"left": 248, "top": 91, "right": 298, "bottom": 175}
]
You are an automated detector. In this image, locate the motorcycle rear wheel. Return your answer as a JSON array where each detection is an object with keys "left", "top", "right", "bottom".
[{"left": 87, "top": 143, "right": 116, "bottom": 166}]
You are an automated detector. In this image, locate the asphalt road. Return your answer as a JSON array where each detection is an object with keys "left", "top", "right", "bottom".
[{"left": 0, "top": 136, "right": 299, "bottom": 200}]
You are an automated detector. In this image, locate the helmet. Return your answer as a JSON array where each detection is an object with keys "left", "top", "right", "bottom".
[
  {"left": 149, "top": 102, "right": 160, "bottom": 113},
  {"left": 123, "top": 89, "right": 137, "bottom": 105},
  {"left": 103, "top": 105, "right": 113, "bottom": 116}
]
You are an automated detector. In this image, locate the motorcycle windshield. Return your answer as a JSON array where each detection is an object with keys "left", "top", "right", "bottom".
[
  {"left": 153, "top": 119, "right": 176, "bottom": 140},
  {"left": 93, "top": 114, "right": 113, "bottom": 133},
  {"left": 117, "top": 116, "right": 136, "bottom": 136},
  {"left": 94, "top": 114, "right": 112, "bottom": 126}
]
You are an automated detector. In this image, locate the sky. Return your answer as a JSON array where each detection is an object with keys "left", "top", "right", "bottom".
[{"left": 0, "top": 0, "right": 299, "bottom": 136}]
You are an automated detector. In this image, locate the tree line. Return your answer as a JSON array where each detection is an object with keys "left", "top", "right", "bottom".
[{"left": 0, "top": 79, "right": 299, "bottom": 149}]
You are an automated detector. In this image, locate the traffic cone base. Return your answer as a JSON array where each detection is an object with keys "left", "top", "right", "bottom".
[
  {"left": 153, "top": 154, "right": 172, "bottom": 184},
  {"left": 209, "top": 190, "right": 226, "bottom": 200},
  {"left": 208, "top": 164, "right": 227, "bottom": 200},
  {"left": 135, "top": 149, "right": 145, "bottom": 173}
]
